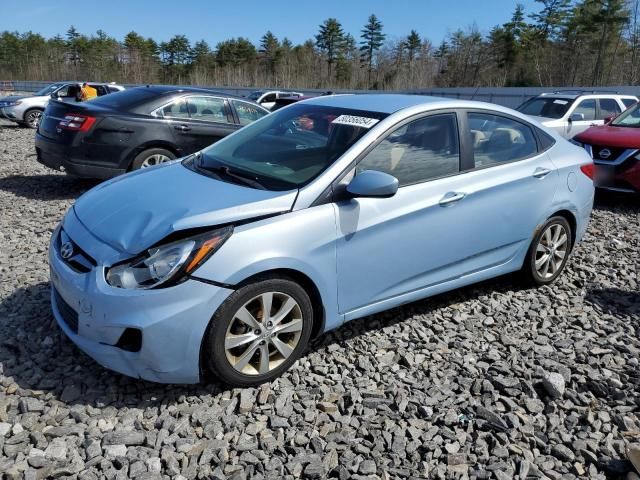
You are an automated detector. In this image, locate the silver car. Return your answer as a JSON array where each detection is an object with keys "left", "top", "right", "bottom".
[
  {"left": 517, "top": 91, "right": 638, "bottom": 139},
  {"left": 0, "top": 82, "right": 125, "bottom": 128}
]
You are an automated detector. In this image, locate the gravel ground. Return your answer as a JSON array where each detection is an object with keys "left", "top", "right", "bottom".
[{"left": 0, "top": 119, "right": 638, "bottom": 480}]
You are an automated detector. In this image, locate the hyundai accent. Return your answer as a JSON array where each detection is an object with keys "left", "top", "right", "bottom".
[{"left": 49, "top": 94, "right": 595, "bottom": 386}]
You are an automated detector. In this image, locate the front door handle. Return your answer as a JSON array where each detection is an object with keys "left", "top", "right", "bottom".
[
  {"left": 439, "top": 191, "right": 466, "bottom": 206},
  {"left": 174, "top": 124, "right": 191, "bottom": 132},
  {"left": 533, "top": 167, "right": 552, "bottom": 179}
]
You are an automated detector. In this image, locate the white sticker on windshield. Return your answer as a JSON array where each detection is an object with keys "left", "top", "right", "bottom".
[
  {"left": 332, "top": 115, "right": 380, "bottom": 128},
  {"left": 553, "top": 99, "right": 568, "bottom": 105}
]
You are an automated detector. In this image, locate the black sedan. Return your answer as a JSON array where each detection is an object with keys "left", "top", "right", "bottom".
[{"left": 35, "top": 86, "right": 270, "bottom": 178}]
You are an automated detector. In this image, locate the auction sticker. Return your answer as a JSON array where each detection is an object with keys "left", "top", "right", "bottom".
[{"left": 332, "top": 115, "right": 380, "bottom": 128}]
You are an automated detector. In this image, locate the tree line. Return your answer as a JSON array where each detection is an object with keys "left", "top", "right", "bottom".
[{"left": 1, "top": 0, "right": 640, "bottom": 90}]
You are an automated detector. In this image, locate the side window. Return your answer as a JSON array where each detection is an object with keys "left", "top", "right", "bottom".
[
  {"left": 232, "top": 100, "right": 269, "bottom": 125},
  {"left": 160, "top": 98, "right": 190, "bottom": 119},
  {"left": 468, "top": 113, "right": 538, "bottom": 167},
  {"left": 598, "top": 98, "right": 621, "bottom": 119},
  {"left": 356, "top": 113, "right": 460, "bottom": 187},
  {"left": 55, "top": 85, "right": 71, "bottom": 97},
  {"left": 622, "top": 98, "right": 637, "bottom": 109},
  {"left": 262, "top": 93, "right": 276, "bottom": 103},
  {"left": 92, "top": 85, "right": 108, "bottom": 96},
  {"left": 572, "top": 99, "right": 596, "bottom": 121},
  {"left": 108, "top": 86, "right": 121, "bottom": 94},
  {"left": 186, "top": 96, "right": 229, "bottom": 123}
]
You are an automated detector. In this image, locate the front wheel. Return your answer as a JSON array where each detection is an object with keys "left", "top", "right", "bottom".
[
  {"left": 522, "top": 216, "right": 573, "bottom": 286},
  {"left": 203, "top": 277, "right": 313, "bottom": 387},
  {"left": 23, "top": 109, "right": 43, "bottom": 129}
]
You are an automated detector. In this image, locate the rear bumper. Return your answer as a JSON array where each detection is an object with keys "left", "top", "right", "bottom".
[{"left": 35, "top": 131, "right": 126, "bottom": 179}]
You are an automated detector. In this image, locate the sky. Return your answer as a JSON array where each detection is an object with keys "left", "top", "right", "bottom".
[{"left": 1, "top": 0, "right": 541, "bottom": 46}]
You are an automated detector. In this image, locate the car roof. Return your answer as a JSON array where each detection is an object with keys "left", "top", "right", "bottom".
[
  {"left": 537, "top": 92, "right": 637, "bottom": 100},
  {"left": 136, "top": 85, "right": 245, "bottom": 100},
  {"left": 303, "top": 93, "right": 511, "bottom": 114}
]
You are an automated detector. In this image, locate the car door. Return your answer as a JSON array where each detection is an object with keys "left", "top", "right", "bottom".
[
  {"left": 335, "top": 112, "right": 467, "bottom": 317},
  {"left": 161, "top": 96, "right": 236, "bottom": 152},
  {"left": 335, "top": 110, "right": 559, "bottom": 319},
  {"left": 565, "top": 98, "right": 597, "bottom": 137},
  {"left": 598, "top": 98, "right": 621, "bottom": 121}
]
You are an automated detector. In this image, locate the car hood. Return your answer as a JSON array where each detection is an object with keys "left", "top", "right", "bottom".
[
  {"left": 73, "top": 162, "right": 297, "bottom": 255},
  {"left": 574, "top": 124, "right": 640, "bottom": 148},
  {"left": 0, "top": 95, "right": 27, "bottom": 102},
  {"left": 527, "top": 115, "right": 557, "bottom": 124}
]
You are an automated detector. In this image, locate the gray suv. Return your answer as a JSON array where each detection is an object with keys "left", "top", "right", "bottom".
[
  {"left": 0, "top": 82, "right": 125, "bottom": 128},
  {"left": 517, "top": 91, "right": 638, "bottom": 139}
]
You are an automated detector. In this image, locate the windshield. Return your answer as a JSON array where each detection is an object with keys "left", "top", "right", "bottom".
[
  {"left": 190, "top": 104, "right": 388, "bottom": 191},
  {"left": 247, "top": 91, "right": 263, "bottom": 101},
  {"left": 517, "top": 97, "right": 574, "bottom": 119},
  {"left": 611, "top": 102, "right": 640, "bottom": 127},
  {"left": 36, "top": 83, "right": 65, "bottom": 96}
]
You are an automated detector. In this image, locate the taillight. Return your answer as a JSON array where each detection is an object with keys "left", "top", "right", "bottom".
[
  {"left": 58, "top": 114, "right": 96, "bottom": 132},
  {"left": 580, "top": 163, "right": 595, "bottom": 179}
]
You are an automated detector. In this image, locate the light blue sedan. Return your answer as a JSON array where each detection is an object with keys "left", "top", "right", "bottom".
[{"left": 49, "top": 94, "right": 595, "bottom": 386}]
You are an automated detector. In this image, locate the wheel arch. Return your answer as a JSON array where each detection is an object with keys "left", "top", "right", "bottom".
[
  {"left": 23, "top": 107, "right": 44, "bottom": 122},
  {"left": 126, "top": 142, "right": 181, "bottom": 171},
  {"left": 233, "top": 268, "right": 326, "bottom": 340},
  {"left": 549, "top": 209, "right": 577, "bottom": 247}
]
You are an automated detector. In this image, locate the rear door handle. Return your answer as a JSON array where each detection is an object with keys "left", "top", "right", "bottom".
[
  {"left": 174, "top": 124, "right": 191, "bottom": 132},
  {"left": 533, "top": 167, "right": 552, "bottom": 178},
  {"left": 439, "top": 191, "right": 466, "bottom": 206}
]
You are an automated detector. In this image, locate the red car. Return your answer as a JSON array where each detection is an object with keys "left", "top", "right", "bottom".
[{"left": 573, "top": 102, "right": 640, "bottom": 193}]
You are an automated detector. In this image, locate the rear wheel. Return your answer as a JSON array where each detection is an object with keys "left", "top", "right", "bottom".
[
  {"left": 522, "top": 216, "right": 572, "bottom": 286},
  {"left": 23, "top": 109, "right": 43, "bottom": 129},
  {"left": 203, "top": 277, "right": 313, "bottom": 387},
  {"left": 130, "top": 148, "right": 176, "bottom": 171}
]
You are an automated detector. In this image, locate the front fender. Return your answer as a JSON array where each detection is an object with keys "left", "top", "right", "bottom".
[{"left": 195, "top": 205, "right": 342, "bottom": 332}]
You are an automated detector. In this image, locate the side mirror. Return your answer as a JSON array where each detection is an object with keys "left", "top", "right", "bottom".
[
  {"left": 569, "top": 112, "right": 585, "bottom": 122},
  {"left": 346, "top": 170, "right": 399, "bottom": 198},
  {"left": 604, "top": 115, "right": 615, "bottom": 124}
]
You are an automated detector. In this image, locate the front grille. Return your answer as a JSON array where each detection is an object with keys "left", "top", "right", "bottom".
[
  {"left": 592, "top": 146, "right": 628, "bottom": 162},
  {"left": 57, "top": 229, "right": 96, "bottom": 273},
  {"left": 53, "top": 287, "right": 79, "bottom": 334}
]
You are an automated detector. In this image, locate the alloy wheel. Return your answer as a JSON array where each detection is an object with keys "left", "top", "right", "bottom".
[
  {"left": 27, "top": 110, "right": 42, "bottom": 128},
  {"left": 224, "top": 292, "right": 303, "bottom": 376},
  {"left": 141, "top": 153, "right": 171, "bottom": 168},
  {"left": 534, "top": 223, "right": 568, "bottom": 280}
]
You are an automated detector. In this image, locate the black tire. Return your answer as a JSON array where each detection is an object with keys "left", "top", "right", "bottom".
[
  {"left": 203, "top": 277, "right": 313, "bottom": 387},
  {"left": 23, "top": 109, "right": 43, "bottom": 129},
  {"left": 522, "top": 216, "right": 573, "bottom": 286},
  {"left": 130, "top": 147, "right": 176, "bottom": 171}
]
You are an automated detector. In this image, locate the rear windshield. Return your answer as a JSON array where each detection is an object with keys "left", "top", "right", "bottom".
[
  {"left": 87, "top": 87, "right": 157, "bottom": 109},
  {"left": 611, "top": 102, "right": 640, "bottom": 127},
  {"left": 191, "top": 104, "right": 388, "bottom": 191},
  {"left": 517, "top": 97, "right": 574, "bottom": 119}
]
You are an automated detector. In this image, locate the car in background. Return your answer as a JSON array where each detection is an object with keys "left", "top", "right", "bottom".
[
  {"left": 517, "top": 91, "right": 638, "bottom": 139},
  {"left": 48, "top": 94, "right": 594, "bottom": 385},
  {"left": 246, "top": 90, "right": 304, "bottom": 110},
  {"left": 0, "top": 82, "right": 125, "bottom": 128},
  {"left": 35, "top": 86, "right": 270, "bottom": 178},
  {"left": 572, "top": 101, "right": 640, "bottom": 193}
]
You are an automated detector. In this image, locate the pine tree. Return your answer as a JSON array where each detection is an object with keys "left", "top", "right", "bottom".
[
  {"left": 359, "top": 14, "right": 385, "bottom": 87},
  {"left": 316, "top": 18, "right": 346, "bottom": 79},
  {"left": 406, "top": 30, "right": 421, "bottom": 64}
]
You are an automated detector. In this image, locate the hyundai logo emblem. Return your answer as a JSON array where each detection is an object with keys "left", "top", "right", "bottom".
[
  {"left": 60, "top": 241, "right": 74, "bottom": 260},
  {"left": 599, "top": 148, "right": 611, "bottom": 159}
]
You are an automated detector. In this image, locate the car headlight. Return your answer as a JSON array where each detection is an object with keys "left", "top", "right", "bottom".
[
  {"left": 569, "top": 139, "right": 584, "bottom": 148},
  {"left": 106, "top": 227, "right": 232, "bottom": 289},
  {"left": 6, "top": 101, "right": 22, "bottom": 107}
]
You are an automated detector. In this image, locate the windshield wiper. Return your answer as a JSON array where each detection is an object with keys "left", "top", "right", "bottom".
[{"left": 197, "top": 158, "right": 266, "bottom": 190}]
